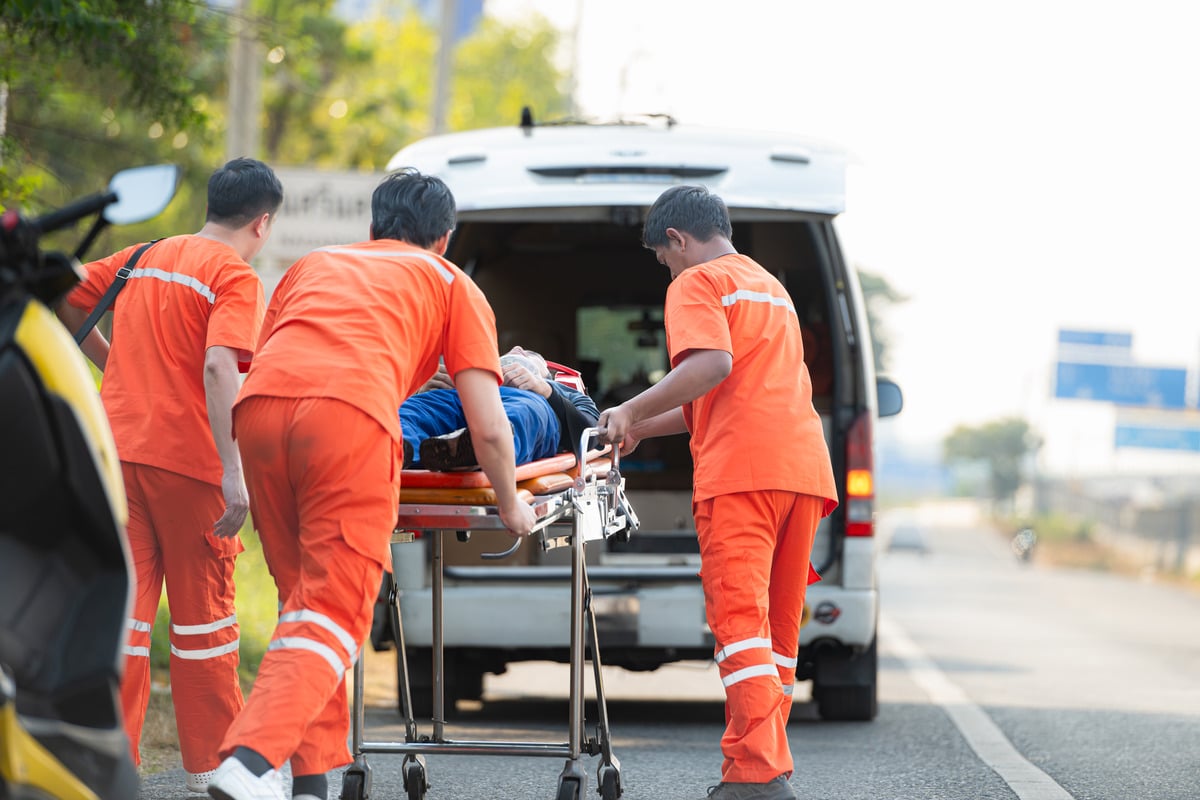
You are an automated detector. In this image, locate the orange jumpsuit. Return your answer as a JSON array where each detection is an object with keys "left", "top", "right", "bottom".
[
  {"left": 218, "top": 240, "right": 503, "bottom": 776},
  {"left": 65, "top": 236, "right": 265, "bottom": 773},
  {"left": 665, "top": 254, "right": 838, "bottom": 784}
]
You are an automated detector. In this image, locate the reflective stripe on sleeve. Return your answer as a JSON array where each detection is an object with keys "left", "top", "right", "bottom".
[
  {"left": 124, "top": 645, "right": 151, "bottom": 658},
  {"left": 774, "top": 651, "right": 799, "bottom": 669},
  {"left": 128, "top": 267, "right": 216, "bottom": 304},
  {"left": 127, "top": 618, "right": 152, "bottom": 633},
  {"left": 719, "top": 288, "right": 796, "bottom": 314}
]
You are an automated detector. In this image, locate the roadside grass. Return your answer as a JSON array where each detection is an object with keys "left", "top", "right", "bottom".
[{"left": 139, "top": 523, "right": 278, "bottom": 774}]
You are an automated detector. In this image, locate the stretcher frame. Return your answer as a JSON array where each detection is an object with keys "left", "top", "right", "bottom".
[{"left": 343, "top": 428, "right": 640, "bottom": 800}]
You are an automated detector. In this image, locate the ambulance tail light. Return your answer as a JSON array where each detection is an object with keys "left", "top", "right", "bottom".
[{"left": 845, "top": 410, "right": 874, "bottom": 537}]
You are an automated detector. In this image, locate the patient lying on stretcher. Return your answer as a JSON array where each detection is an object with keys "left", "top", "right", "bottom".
[{"left": 400, "top": 346, "right": 600, "bottom": 471}]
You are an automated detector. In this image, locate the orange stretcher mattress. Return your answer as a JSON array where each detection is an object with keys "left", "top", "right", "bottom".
[{"left": 398, "top": 452, "right": 611, "bottom": 506}]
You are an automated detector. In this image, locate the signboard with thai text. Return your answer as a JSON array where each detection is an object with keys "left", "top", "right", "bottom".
[{"left": 259, "top": 167, "right": 383, "bottom": 266}]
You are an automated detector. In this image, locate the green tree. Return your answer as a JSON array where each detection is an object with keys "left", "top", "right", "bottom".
[
  {"left": 252, "top": 0, "right": 359, "bottom": 164},
  {"left": 259, "top": 8, "right": 568, "bottom": 169},
  {"left": 0, "top": 0, "right": 213, "bottom": 205},
  {"left": 1, "top": 2, "right": 568, "bottom": 228},
  {"left": 0, "top": 0, "right": 205, "bottom": 127},
  {"left": 857, "top": 268, "right": 906, "bottom": 373},
  {"left": 943, "top": 417, "right": 1041, "bottom": 508},
  {"left": 451, "top": 15, "right": 570, "bottom": 132},
  {"left": 265, "top": 10, "right": 432, "bottom": 169}
]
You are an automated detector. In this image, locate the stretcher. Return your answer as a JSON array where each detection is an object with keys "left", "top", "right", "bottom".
[{"left": 343, "top": 428, "right": 640, "bottom": 800}]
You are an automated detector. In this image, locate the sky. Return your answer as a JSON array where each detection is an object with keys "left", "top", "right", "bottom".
[{"left": 486, "top": 0, "right": 1200, "bottom": 475}]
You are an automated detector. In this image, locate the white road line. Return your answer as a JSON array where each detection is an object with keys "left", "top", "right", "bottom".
[{"left": 880, "top": 614, "right": 1075, "bottom": 800}]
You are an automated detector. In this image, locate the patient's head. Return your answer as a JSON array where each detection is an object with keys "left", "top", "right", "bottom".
[{"left": 500, "top": 346, "right": 551, "bottom": 385}]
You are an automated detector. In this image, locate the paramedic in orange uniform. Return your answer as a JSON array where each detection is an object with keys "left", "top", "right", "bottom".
[
  {"left": 598, "top": 185, "right": 837, "bottom": 800},
  {"left": 207, "top": 168, "right": 537, "bottom": 800},
  {"left": 56, "top": 158, "right": 283, "bottom": 793}
]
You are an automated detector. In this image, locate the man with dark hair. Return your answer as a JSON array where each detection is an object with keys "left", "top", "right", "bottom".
[
  {"left": 207, "top": 168, "right": 535, "bottom": 800},
  {"left": 369, "top": 166, "right": 457, "bottom": 244},
  {"left": 599, "top": 184, "right": 837, "bottom": 800},
  {"left": 57, "top": 157, "right": 283, "bottom": 793},
  {"left": 402, "top": 346, "right": 600, "bottom": 470}
]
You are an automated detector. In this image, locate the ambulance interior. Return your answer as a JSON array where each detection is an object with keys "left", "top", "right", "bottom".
[{"left": 448, "top": 213, "right": 841, "bottom": 559}]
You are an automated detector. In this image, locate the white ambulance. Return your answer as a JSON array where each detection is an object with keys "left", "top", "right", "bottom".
[{"left": 371, "top": 115, "right": 903, "bottom": 721}]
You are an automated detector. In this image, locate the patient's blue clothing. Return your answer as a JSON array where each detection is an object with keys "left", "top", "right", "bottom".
[{"left": 400, "top": 387, "right": 560, "bottom": 467}]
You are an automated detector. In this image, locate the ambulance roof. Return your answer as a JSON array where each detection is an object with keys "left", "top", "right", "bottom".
[{"left": 384, "top": 120, "right": 847, "bottom": 216}]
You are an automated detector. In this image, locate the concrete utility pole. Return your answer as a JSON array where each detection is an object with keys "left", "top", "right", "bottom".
[
  {"left": 432, "top": 0, "right": 457, "bottom": 135},
  {"left": 226, "top": 0, "right": 262, "bottom": 160},
  {"left": 568, "top": 0, "right": 583, "bottom": 118},
  {"left": 0, "top": 82, "right": 7, "bottom": 165}
]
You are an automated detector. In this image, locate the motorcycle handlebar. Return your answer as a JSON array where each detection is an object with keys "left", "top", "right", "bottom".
[{"left": 31, "top": 190, "right": 117, "bottom": 237}]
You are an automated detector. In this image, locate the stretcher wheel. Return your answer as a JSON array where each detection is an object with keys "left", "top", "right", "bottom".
[
  {"left": 598, "top": 765, "right": 621, "bottom": 800},
  {"left": 403, "top": 758, "right": 427, "bottom": 800},
  {"left": 555, "top": 777, "right": 582, "bottom": 800},
  {"left": 340, "top": 771, "right": 366, "bottom": 800}
]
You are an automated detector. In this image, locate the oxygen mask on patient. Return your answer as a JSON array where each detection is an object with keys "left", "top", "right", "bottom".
[
  {"left": 500, "top": 353, "right": 543, "bottom": 385},
  {"left": 500, "top": 353, "right": 539, "bottom": 371}
]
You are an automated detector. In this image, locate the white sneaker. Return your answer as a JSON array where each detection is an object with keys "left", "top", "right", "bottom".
[
  {"left": 207, "top": 757, "right": 285, "bottom": 800},
  {"left": 186, "top": 769, "right": 216, "bottom": 793}
]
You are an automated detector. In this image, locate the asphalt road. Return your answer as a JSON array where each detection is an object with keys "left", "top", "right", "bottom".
[{"left": 139, "top": 500, "right": 1200, "bottom": 800}]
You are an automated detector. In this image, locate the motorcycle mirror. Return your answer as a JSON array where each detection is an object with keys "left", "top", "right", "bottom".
[{"left": 103, "top": 165, "right": 181, "bottom": 226}]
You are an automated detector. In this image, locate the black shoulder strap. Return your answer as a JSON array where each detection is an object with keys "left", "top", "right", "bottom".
[{"left": 74, "top": 239, "right": 160, "bottom": 345}]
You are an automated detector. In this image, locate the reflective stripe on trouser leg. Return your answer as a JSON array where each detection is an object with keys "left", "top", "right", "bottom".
[
  {"left": 120, "top": 616, "right": 155, "bottom": 767},
  {"left": 769, "top": 492, "right": 824, "bottom": 743},
  {"left": 168, "top": 611, "right": 242, "bottom": 772},
  {"left": 220, "top": 396, "right": 399, "bottom": 775},
  {"left": 695, "top": 490, "right": 821, "bottom": 784},
  {"left": 137, "top": 463, "right": 245, "bottom": 774},
  {"left": 117, "top": 462, "right": 165, "bottom": 768}
]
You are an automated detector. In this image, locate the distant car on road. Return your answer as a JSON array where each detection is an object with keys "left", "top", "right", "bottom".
[{"left": 886, "top": 523, "right": 930, "bottom": 554}]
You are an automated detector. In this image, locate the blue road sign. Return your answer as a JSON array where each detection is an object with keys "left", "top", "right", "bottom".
[
  {"left": 1115, "top": 424, "right": 1200, "bottom": 452},
  {"left": 1054, "top": 361, "right": 1188, "bottom": 409},
  {"left": 1057, "top": 330, "right": 1133, "bottom": 350}
]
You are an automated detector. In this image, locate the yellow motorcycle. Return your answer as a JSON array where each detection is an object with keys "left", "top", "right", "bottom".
[{"left": 0, "top": 165, "right": 179, "bottom": 799}]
